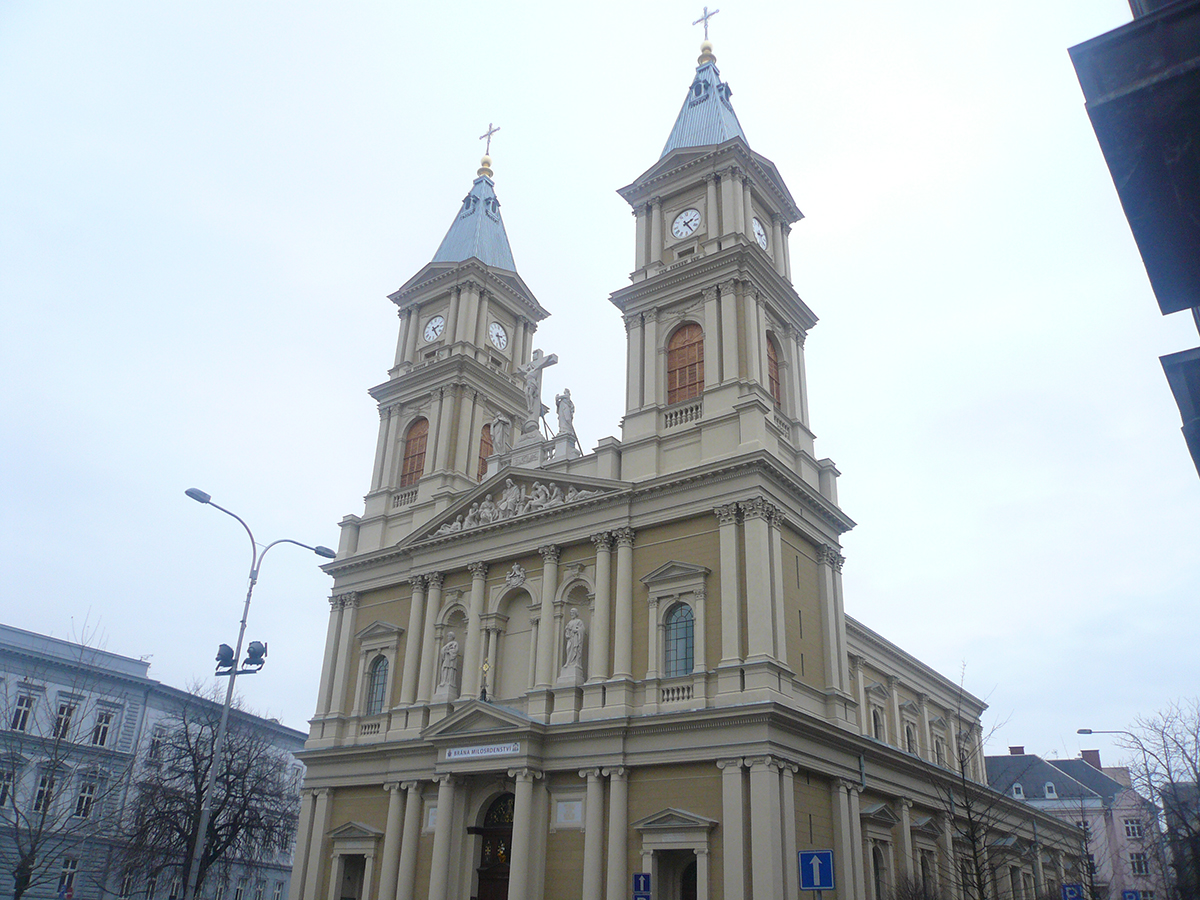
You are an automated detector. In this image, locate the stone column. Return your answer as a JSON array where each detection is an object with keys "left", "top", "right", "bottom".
[
  {"left": 474, "top": 291, "right": 490, "bottom": 347},
  {"left": 535, "top": 545, "right": 560, "bottom": 687},
  {"left": 399, "top": 576, "right": 427, "bottom": 706},
  {"left": 702, "top": 286, "right": 722, "bottom": 383},
  {"left": 748, "top": 756, "right": 784, "bottom": 899},
  {"left": 818, "top": 546, "right": 847, "bottom": 694},
  {"left": 634, "top": 206, "right": 648, "bottom": 270},
  {"left": 457, "top": 282, "right": 478, "bottom": 344},
  {"left": 370, "top": 406, "right": 392, "bottom": 492},
  {"left": 705, "top": 174, "right": 719, "bottom": 241},
  {"left": 720, "top": 168, "right": 739, "bottom": 237},
  {"left": 919, "top": 694, "right": 933, "bottom": 760},
  {"left": 377, "top": 783, "right": 405, "bottom": 900},
  {"left": 1032, "top": 836, "right": 1046, "bottom": 897},
  {"left": 444, "top": 286, "right": 461, "bottom": 349},
  {"left": 462, "top": 562, "right": 488, "bottom": 697},
  {"left": 402, "top": 307, "right": 419, "bottom": 362},
  {"left": 649, "top": 197, "right": 663, "bottom": 263},
  {"left": 416, "top": 572, "right": 444, "bottom": 703},
  {"left": 288, "top": 790, "right": 316, "bottom": 900},
  {"left": 790, "top": 327, "right": 809, "bottom": 426},
  {"left": 849, "top": 784, "right": 865, "bottom": 900},
  {"left": 315, "top": 597, "right": 344, "bottom": 717},
  {"left": 625, "top": 315, "right": 644, "bottom": 411},
  {"left": 513, "top": 318, "right": 527, "bottom": 368},
  {"left": 603, "top": 767, "right": 628, "bottom": 900},
  {"left": 643, "top": 309, "right": 658, "bottom": 406},
  {"left": 742, "top": 175, "right": 754, "bottom": 242},
  {"left": 589, "top": 533, "right": 613, "bottom": 681},
  {"left": 771, "top": 214, "right": 786, "bottom": 276},
  {"left": 433, "top": 386, "right": 457, "bottom": 473},
  {"left": 768, "top": 507, "right": 789, "bottom": 668},
  {"left": 719, "top": 280, "right": 739, "bottom": 384},
  {"left": 426, "top": 775, "right": 457, "bottom": 900},
  {"left": 887, "top": 676, "right": 902, "bottom": 748},
  {"left": 395, "top": 782, "right": 423, "bottom": 900},
  {"left": 714, "top": 504, "right": 742, "bottom": 667},
  {"left": 741, "top": 499, "right": 775, "bottom": 660},
  {"left": 740, "top": 284, "right": 762, "bottom": 388},
  {"left": 717, "top": 759, "right": 746, "bottom": 900},
  {"left": 694, "top": 848, "right": 710, "bottom": 900},
  {"left": 832, "top": 780, "right": 856, "bottom": 900},
  {"left": 692, "top": 588, "right": 707, "bottom": 673},
  {"left": 612, "top": 528, "right": 636, "bottom": 678},
  {"left": 897, "top": 798, "right": 914, "bottom": 880},
  {"left": 581, "top": 769, "right": 606, "bottom": 900},
  {"left": 938, "top": 812, "right": 956, "bottom": 900},
  {"left": 452, "top": 388, "right": 476, "bottom": 475},
  {"left": 646, "top": 595, "right": 660, "bottom": 681},
  {"left": 781, "top": 763, "right": 799, "bottom": 899},
  {"left": 301, "top": 788, "right": 331, "bottom": 900},
  {"left": 509, "top": 768, "right": 542, "bottom": 899},
  {"left": 782, "top": 224, "right": 793, "bottom": 281},
  {"left": 849, "top": 655, "right": 866, "bottom": 733},
  {"left": 327, "top": 593, "right": 359, "bottom": 716}
]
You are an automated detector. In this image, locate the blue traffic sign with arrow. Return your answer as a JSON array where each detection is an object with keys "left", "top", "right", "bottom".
[{"left": 799, "top": 850, "right": 836, "bottom": 892}]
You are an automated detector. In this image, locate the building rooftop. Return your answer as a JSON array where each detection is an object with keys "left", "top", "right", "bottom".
[
  {"left": 430, "top": 167, "right": 517, "bottom": 272},
  {"left": 660, "top": 43, "right": 748, "bottom": 158}
]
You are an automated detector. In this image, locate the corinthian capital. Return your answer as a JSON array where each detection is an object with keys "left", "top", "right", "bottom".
[
  {"left": 613, "top": 527, "right": 635, "bottom": 548},
  {"left": 406, "top": 574, "right": 427, "bottom": 591},
  {"left": 426, "top": 571, "right": 445, "bottom": 589},
  {"left": 590, "top": 532, "right": 613, "bottom": 552},
  {"left": 538, "top": 544, "right": 560, "bottom": 564},
  {"left": 714, "top": 503, "right": 740, "bottom": 526},
  {"left": 468, "top": 561, "right": 489, "bottom": 580},
  {"left": 334, "top": 591, "right": 359, "bottom": 609}
]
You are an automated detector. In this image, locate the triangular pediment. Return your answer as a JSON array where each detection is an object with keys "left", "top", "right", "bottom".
[
  {"left": 328, "top": 821, "right": 384, "bottom": 841},
  {"left": 355, "top": 621, "right": 403, "bottom": 642},
  {"left": 641, "top": 561, "right": 711, "bottom": 586},
  {"left": 422, "top": 700, "right": 539, "bottom": 740},
  {"left": 860, "top": 803, "right": 901, "bottom": 825},
  {"left": 632, "top": 807, "right": 718, "bottom": 832},
  {"left": 911, "top": 815, "right": 942, "bottom": 837},
  {"left": 405, "top": 469, "right": 628, "bottom": 546},
  {"left": 866, "top": 681, "right": 890, "bottom": 699}
]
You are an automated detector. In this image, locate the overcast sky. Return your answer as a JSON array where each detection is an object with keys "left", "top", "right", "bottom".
[{"left": 3, "top": 1, "right": 1195, "bottom": 771}]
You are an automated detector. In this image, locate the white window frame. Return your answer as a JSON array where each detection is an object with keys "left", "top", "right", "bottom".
[
  {"left": 1124, "top": 818, "right": 1144, "bottom": 838},
  {"left": 91, "top": 709, "right": 116, "bottom": 747},
  {"left": 351, "top": 622, "right": 403, "bottom": 718}
]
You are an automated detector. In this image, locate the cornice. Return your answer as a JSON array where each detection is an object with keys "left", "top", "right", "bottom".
[{"left": 388, "top": 258, "right": 549, "bottom": 322}]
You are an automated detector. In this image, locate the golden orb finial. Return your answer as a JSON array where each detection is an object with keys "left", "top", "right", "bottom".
[
  {"left": 478, "top": 154, "right": 493, "bottom": 178},
  {"left": 698, "top": 40, "right": 716, "bottom": 65}
]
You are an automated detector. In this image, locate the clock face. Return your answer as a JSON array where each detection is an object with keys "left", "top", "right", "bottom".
[
  {"left": 752, "top": 217, "right": 769, "bottom": 250},
  {"left": 672, "top": 208, "right": 702, "bottom": 239},
  {"left": 488, "top": 322, "right": 508, "bottom": 350},
  {"left": 423, "top": 315, "right": 446, "bottom": 342}
]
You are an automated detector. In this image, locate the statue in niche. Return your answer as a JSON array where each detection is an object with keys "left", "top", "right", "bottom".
[
  {"left": 490, "top": 413, "right": 511, "bottom": 455},
  {"left": 563, "top": 608, "right": 586, "bottom": 670},
  {"left": 438, "top": 632, "right": 460, "bottom": 689}
]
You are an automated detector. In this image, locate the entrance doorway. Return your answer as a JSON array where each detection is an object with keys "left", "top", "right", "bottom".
[
  {"left": 656, "top": 850, "right": 698, "bottom": 900},
  {"left": 471, "top": 793, "right": 514, "bottom": 900}
]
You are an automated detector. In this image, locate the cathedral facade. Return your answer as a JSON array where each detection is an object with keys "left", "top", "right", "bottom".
[{"left": 288, "top": 39, "right": 1081, "bottom": 900}]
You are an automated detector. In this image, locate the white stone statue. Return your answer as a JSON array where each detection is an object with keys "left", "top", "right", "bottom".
[
  {"left": 564, "top": 609, "right": 586, "bottom": 670},
  {"left": 555, "top": 388, "right": 576, "bottom": 438},
  {"left": 516, "top": 349, "right": 559, "bottom": 426},
  {"left": 438, "top": 632, "right": 460, "bottom": 689},
  {"left": 490, "top": 413, "right": 511, "bottom": 455}
]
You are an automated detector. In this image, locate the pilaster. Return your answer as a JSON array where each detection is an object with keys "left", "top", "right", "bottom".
[
  {"left": 462, "top": 562, "right": 488, "bottom": 697},
  {"left": 603, "top": 767, "right": 628, "bottom": 900},
  {"left": 581, "top": 769, "right": 606, "bottom": 900},
  {"left": 509, "top": 768, "right": 544, "bottom": 900},
  {"left": 416, "top": 572, "right": 445, "bottom": 703},
  {"left": 399, "top": 576, "right": 427, "bottom": 706}
]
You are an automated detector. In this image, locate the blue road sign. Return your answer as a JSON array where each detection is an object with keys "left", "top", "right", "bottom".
[
  {"left": 1122, "top": 891, "right": 1140, "bottom": 900},
  {"left": 1062, "top": 886, "right": 1084, "bottom": 900},
  {"left": 633, "top": 871, "right": 651, "bottom": 899},
  {"left": 799, "top": 850, "right": 836, "bottom": 892}
]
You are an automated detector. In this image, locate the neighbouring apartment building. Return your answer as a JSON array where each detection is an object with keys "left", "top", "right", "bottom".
[
  {"left": 290, "top": 33, "right": 1085, "bottom": 900},
  {"left": 987, "top": 748, "right": 1170, "bottom": 900},
  {"left": 0, "top": 624, "right": 306, "bottom": 900}
]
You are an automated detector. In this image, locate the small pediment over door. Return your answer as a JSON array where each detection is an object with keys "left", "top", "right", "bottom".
[
  {"left": 328, "top": 822, "right": 384, "bottom": 842},
  {"left": 422, "top": 699, "right": 539, "bottom": 740},
  {"left": 631, "top": 808, "right": 718, "bottom": 833}
]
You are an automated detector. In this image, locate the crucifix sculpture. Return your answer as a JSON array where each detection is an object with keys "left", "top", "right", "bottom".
[
  {"left": 479, "top": 122, "right": 500, "bottom": 155},
  {"left": 692, "top": 6, "right": 719, "bottom": 39},
  {"left": 517, "top": 348, "right": 558, "bottom": 430}
]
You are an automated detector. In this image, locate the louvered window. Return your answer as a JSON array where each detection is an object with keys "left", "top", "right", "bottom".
[
  {"left": 666, "top": 324, "right": 704, "bottom": 405},
  {"left": 400, "top": 418, "right": 429, "bottom": 487}
]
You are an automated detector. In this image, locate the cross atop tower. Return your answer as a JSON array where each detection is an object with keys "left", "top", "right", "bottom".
[
  {"left": 479, "top": 122, "right": 500, "bottom": 155},
  {"left": 692, "top": 6, "right": 719, "bottom": 40}
]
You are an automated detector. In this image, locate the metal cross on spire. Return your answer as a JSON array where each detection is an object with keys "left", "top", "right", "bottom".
[
  {"left": 692, "top": 6, "right": 719, "bottom": 39},
  {"left": 479, "top": 122, "right": 500, "bottom": 155}
]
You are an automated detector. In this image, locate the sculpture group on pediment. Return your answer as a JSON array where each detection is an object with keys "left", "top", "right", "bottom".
[{"left": 432, "top": 479, "right": 605, "bottom": 536}]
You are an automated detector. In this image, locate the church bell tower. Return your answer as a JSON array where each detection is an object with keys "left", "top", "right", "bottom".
[
  {"left": 340, "top": 154, "right": 551, "bottom": 556},
  {"left": 612, "top": 39, "right": 839, "bottom": 499}
]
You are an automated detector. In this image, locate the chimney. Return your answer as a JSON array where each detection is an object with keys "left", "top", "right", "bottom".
[
  {"left": 1082, "top": 749, "right": 1102, "bottom": 770},
  {"left": 1009, "top": 746, "right": 1025, "bottom": 755}
]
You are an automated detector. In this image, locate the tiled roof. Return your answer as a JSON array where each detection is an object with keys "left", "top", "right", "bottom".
[
  {"left": 986, "top": 754, "right": 1099, "bottom": 801},
  {"left": 431, "top": 174, "right": 517, "bottom": 271},
  {"left": 660, "top": 59, "right": 747, "bottom": 158}
]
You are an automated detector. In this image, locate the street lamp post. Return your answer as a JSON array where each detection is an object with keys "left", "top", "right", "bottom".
[{"left": 181, "top": 489, "right": 335, "bottom": 900}]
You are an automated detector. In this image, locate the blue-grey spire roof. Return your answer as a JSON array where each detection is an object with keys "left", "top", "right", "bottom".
[
  {"left": 661, "top": 48, "right": 748, "bottom": 158},
  {"left": 431, "top": 170, "right": 517, "bottom": 271}
]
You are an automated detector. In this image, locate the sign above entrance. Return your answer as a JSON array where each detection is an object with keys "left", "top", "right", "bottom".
[{"left": 445, "top": 741, "right": 521, "bottom": 760}]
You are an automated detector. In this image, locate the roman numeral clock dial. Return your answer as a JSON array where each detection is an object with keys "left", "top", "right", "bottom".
[{"left": 672, "top": 208, "right": 701, "bottom": 238}]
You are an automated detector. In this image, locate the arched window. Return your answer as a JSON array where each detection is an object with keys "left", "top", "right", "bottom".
[
  {"left": 935, "top": 737, "right": 946, "bottom": 766},
  {"left": 905, "top": 724, "right": 918, "bottom": 754},
  {"left": 663, "top": 603, "right": 694, "bottom": 677},
  {"left": 1013, "top": 783, "right": 1024, "bottom": 799},
  {"left": 1044, "top": 782, "right": 1057, "bottom": 798},
  {"left": 365, "top": 656, "right": 388, "bottom": 716},
  {"left": 477, "top": 423, "right": 493, "bottom": 482},
  {"left": 666, "top": 324, "right": 704, "bottom": 405},
  {"left": 872, "top": 708, "right": 885, "bottom": 741},
  {"left": 872, "top": 845, "right": 888, "bottom": 900},
  {"left": 400, "top": 418, "right": 428, "bottom": 487},
  {"left": 766, "top": 336, "right": 782, "bottom": 408}
]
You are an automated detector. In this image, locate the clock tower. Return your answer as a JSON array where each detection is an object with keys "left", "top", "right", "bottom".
[
  {"left": 612, "top": 40, "right": 838, "bottom": 499},
  {"left": 341, "top": 155, "right": 550, "bottom": 556}
]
